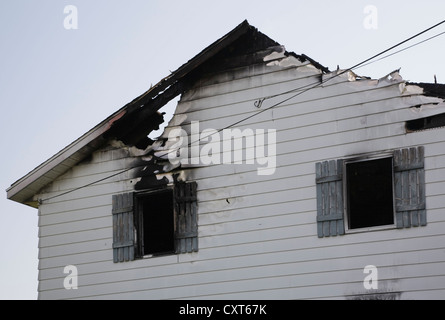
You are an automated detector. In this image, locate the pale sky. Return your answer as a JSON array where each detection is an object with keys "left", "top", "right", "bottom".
[{"left": 1, "top": 0, "right": 445, "bottom": 300}]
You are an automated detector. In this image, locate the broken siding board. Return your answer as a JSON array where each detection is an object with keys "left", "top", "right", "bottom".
[
  {"left": 188, "top": 67, "right": 398, "bottom": 108},
  {"left": 180, "top": 73, "right": 404, "bottom": 113},
  {"left": 178, "top": 103, "right": 425, "bottom": 157},
  {"left": 176, "top": 82, "right": 407, "bottom": 127},
  {"left": 184, "top": 70, "right": 321, "bottom": 102},
  {"left": 195, "top": 62, "right": 317, "bottom": 89},
  {"left": 179, "top": 97, "right": 424, "bottom": 140}
]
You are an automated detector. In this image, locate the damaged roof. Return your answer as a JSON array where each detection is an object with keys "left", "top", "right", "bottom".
[
  {"left": 7, "top": 20, "right": 315, "bottom": 207},
  {"left": 7, "top": 20, "right": 445, "bottom": 208}
]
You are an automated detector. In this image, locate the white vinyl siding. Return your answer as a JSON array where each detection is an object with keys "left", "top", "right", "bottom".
[{"left": 36, "top": 61, "right": 445, "bottom": 299}]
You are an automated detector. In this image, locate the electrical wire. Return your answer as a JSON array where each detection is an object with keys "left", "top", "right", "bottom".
[
  {"left": 354, "top": 30, "right": 445, "bottom": 70},
  {"left": 40, "top": 19, "right": 445, "bottom": 203}
]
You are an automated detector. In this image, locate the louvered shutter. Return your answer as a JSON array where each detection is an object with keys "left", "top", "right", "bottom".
[
  {"left": 174, "top": 181, "right": 198, "bottom": 253},
  {"left": 394, "top": 146, "right": 426, "bottom": 228},
  {"left": 315, "top": 160, "right": 345, "bottom": 238},
  {"left": 112, "top": 193, "right": 135, "bottom": 262}
]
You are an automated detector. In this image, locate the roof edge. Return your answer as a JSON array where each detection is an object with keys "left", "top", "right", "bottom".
[{"left": 6, "top": 109, "right": 126, "bottom": 206}]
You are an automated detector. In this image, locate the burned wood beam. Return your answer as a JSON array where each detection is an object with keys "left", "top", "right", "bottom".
[{"left": 105, "top": 80, "right": 186, "bottom": 148}]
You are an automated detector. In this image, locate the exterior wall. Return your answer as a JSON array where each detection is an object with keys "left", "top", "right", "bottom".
[{"left": 36, "top": 57, "right": 445, "bottom": 299}]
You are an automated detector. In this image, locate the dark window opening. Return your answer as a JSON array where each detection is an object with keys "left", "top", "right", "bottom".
[
  {"left": 136, "top": 190, "right": 175, "bottom": 257},
  {"left": 346, "top": 157, "right": 394, "bottom": 229},
  {"left": 406, "top": 113, "right": 445, "bottom": 132}
]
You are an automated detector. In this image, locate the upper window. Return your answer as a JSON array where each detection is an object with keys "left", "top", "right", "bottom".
[
  {"left": 111, "top": 181, "right": 198, "bottom": 263},
  {"left": 135, "top": 190, "right": 175, "bottom": 257},
  {"left": 315, "top": 146, "right": 426, "bottom": 238}
]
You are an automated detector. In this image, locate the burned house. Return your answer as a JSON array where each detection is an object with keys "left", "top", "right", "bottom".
[{"left": 7, "top": 20, "right": 445, "bottom": 299}]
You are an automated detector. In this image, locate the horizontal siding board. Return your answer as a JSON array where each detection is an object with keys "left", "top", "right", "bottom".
[
  {"left": 195, "top": 164, "right": 314, "bottom": 192},
  {"left": 38, "top": 179, "right": 130, "bottom": 206},
  {"left": 198, "top": 193, "right": 314, "bottom": 216},
  {"left": 180, "top": 92, "right": 415, "bottom": 135},
  {"left": 426, "top": 181, "right": 445, "bottom": 196},
  {"left": 38, "top": 194, "right": 117, "bottom": 216},
  {"left": 51, "top": 157, "right": 132, "bottom": 185},
  {"left": 38, "top": 250, "right": 112, "bottom": 270},
  {"left": 186, "top": 139, "right": 445, "bottom": 185},
  {"left": 425, "top": 154, "right": 445, "bottom": 169},
  {"left": 38, "top": 257, "right": 445, "bottom": 293},
  {"left": 184, "top": 70, "right": 320, "bottom": 102},
  {"left": 37, "top": 244, "right": 445, "bottom": 284},
  {"left": 425, "top": 167, "right": 445, "bottom": 183},
  {"left": 198, "top": 202, "right": 315, "bottom": 226},
  {"left": 39, "top": 272, "right": 445, "bottom": 300},
  {"left": 183, "top": 62, "right": 318, "bottom": 95},
  {"left": 39, "top": 216, "right": 111, "bottom": 237},
  {"left": 179, "top": 75, "right": 404, "bottom": 122},
  {"left": 39, "top": 228, "right": 111, "bottom": 248},
  {"left": 39, "top": 205, "right": 110, "bottom": 227},
  {"left": 184, "top": 142, "right": 445, "bottom": 198},
  {"left": 199, "top": 217, "right": 445, "bottom": 248},
  {"left": 197, "top": 178, "right": 315, "bottom": 203},
  {"left": 182, "top": 233, "right": 445, "bottom": 263},
  {"left": 39, "top": 238, "right": 112, "bottom": 259}
]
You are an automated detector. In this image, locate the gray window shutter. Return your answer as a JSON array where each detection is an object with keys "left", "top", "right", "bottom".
[
  {"left": 315, "top": 160, "right": 345, "bottom": 238},
  {"left": 112, "top": 193, "right": 135, "bottom": 262},
  {"left": 394, "top": 146, "right": 426, "bottom": 228},
  {"left": 175, "top": 181, "right": 198, "bottom": 253}
]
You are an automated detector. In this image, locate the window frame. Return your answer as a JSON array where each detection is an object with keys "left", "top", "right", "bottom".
[
  {"left": 134, "top": 187, "right": 176, "bottom": 259},
  {"left": 343, "top": 152, "right": 397, "bottom": 234},
  {"left": 315, "top": 146, "right": 426, "bottom": 238}
]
